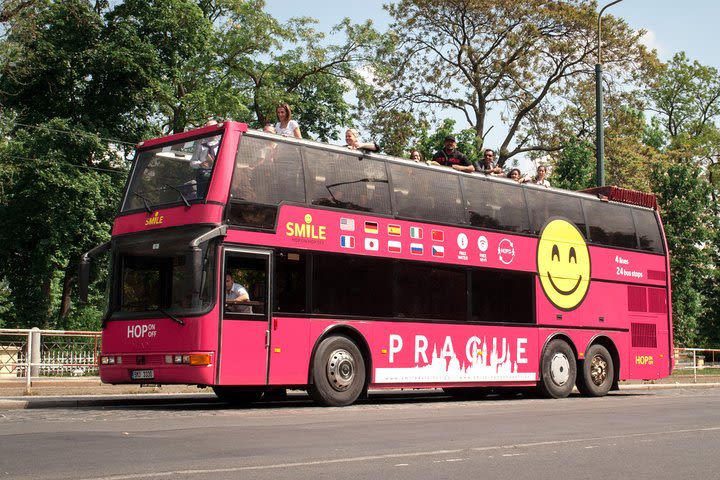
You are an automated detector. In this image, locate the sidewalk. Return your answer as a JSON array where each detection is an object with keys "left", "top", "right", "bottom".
[{"left": 1, "top": 376, "right": 719, "bottom": 410}]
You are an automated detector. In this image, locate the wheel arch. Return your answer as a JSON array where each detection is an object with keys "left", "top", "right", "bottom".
[
  {"left": 541, "top": 332, "right": 579, "bottom": 362},
  {"left": 585, "top": 334, "right": 621, "bottom": 391},
  {"left": 308, "top": 324, "right": 372, "bottom": 391}
]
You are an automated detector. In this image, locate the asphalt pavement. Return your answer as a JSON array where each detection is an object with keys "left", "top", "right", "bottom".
[{"left": 1, "top": 376, "right": 719, "bottom": 410}]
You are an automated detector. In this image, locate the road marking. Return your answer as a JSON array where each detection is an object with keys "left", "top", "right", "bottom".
[{"left": 78, "top": 427, "right": 720, "bottom": 480}]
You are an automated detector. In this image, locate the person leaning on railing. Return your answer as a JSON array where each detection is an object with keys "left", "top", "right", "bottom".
[{"left": 432, "top": 135, "right": 474, "bottom": 173}]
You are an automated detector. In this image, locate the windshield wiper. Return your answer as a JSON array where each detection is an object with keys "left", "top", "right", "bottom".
[
  {"left": 159, "top": 309, "right": 185, "bottom": 326},
  {"left": 163, "top": 183, "right": 191, "bottom": 207},
  {"left": 132, "top": 192, "right": 153, "bottom": 213}
]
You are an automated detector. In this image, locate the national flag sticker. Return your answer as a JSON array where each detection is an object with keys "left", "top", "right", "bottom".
[
  {"left": 388, "top": 224, "right": 401, "bottom": 236},
  {"left": 365, "top": 237, "right": 379, "bottom": 251},
  {"left": 409, "top": 226, "right": 423, "bottom": 239},
  {"left": 340, "top": 218, "right": 355, "bottom": 231},
  {"left": 431, "top": 229, "right": 444, "bottom": 242},
  {"left": 388, "top": 240, "right": 402, "bottom": 253},
  {"left": 340, "top": 235, "right": 355, "bottom": 249},
  {"left": 410, "top": 243, "right": 423, "bottom": 255},
  {"left": 432, "top": 245, "right": 445, "bottom": 257},
  {"left": 364, "top": 221, "right": 379, "bottom": 235}
]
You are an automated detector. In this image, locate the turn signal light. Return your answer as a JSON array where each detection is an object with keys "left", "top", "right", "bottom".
[
  {"left": 189, "top": 354, "right": 212, "bottom": 366},
  {"left": 163, "top": 353, "right": 212, "bottom": 365}
]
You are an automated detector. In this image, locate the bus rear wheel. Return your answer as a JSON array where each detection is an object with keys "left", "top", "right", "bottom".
[
  {"left": 538, "top": 339, "right": 576, "bottom": 399},
  {"left": 309, "top": 335, "right": 365, "bottom": 407},
  {"left": 576, "top": 344, "right": 614, "bottom": 397}
]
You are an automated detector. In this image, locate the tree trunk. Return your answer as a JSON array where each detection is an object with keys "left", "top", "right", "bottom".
[{"left": 58, "top": 268, "right": 74, "bottom": 328}]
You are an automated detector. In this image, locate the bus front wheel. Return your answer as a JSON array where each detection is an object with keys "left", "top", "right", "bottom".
[
  {"left": 576, "top": 344, "right": 614, "bottom": 397},
  {"left": 538, "top": 339, "right": 576, "bottom": 399},
  {"left": 309, "top": 335, "right": 366, "bottom": 407}
]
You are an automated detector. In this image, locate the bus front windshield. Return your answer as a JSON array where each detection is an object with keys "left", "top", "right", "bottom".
[
  {"left": 110, "top": 230, "right": 216, "bottom": 317},
  {"left": 122, "top": 132, "right": 223, "bottom": 212}
]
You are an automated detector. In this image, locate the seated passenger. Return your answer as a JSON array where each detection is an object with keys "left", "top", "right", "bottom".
[
  {"left": 475, "top": 148, "right": 503, "bottom": 176},
  {"left": 508, "top": 168, "right": 530, "bottom": 183},
  {"left": 532, "top": 165, "right": 551, "bottom": 187},
  {"left": 432, "top": 136, "right": 474, "bottom": 173},
  {"left": 225, "top": 273, "right": 252, "bottom": 313},
  {"left": 409, "top": 149, "right": 424, "bottom": 163},
  {"left": 345, "top": 128, "right": 379, "bottom": 152}
]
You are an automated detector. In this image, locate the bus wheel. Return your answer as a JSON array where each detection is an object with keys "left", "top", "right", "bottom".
[
  {"left": 309, "top": 335, "right": 365, "bottom": 407},
  {"left": 212, "top": 386, "right": 263, "bottom": 405},
  {"left": 576, "top": 344, "right": 614, "bottom": 397},
  {"left": 538, "top": 339, "right": 576, "bottom": 399}
]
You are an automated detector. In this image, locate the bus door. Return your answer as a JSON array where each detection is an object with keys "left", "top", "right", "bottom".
[{"left": 218, "top": 248, "right": 272, "bottom": 385}]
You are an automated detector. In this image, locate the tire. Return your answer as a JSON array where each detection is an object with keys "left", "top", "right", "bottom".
[
  {"left": 212, "top": 386, "right": 263, "bottom": 404},
  {"left": 308, "top": 335, "right": 366, "bottom": 407},
  {"left": 537, "top": 339, "right": 576, "bottom": 399},
  {"left": 576, "top": 344, "right": 614, "bottom": 397}
]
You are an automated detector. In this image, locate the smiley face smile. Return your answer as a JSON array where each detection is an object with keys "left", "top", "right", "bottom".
[{"left": 548, "top": 272, "right": 582, "bottom": 296}]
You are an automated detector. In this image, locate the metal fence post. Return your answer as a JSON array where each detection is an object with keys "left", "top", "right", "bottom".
[
  {"left": 31, "top": 327, "right": 41, "bottom": 378},
  {"left": 692, "top": 350, "right": 697, "bottom": 383},
  {"left": 25, "top": 330, "right": 32, "bottom": 390}
]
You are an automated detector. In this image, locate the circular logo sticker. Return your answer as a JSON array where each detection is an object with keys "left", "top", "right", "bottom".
[
  {"left": 497, "top": 239, "right": 515, "bottom": 264},
  {"left": 536, "top": 218, "right": 591, "bottom": 311},
  {"left": 457, "top": 233, "right": 468, "bottom": 250},
  {"left": 477, "top": 235, "right": 488, "bottom": 252}
]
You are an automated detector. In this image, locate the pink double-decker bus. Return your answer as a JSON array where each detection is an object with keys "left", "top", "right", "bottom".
[{"left": 81, "top": 121, "right": 673, "bottom": 406}]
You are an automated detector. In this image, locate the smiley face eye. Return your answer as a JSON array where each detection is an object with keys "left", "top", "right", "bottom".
[
  {"left": 569, "top": 247, "right": 577, "bottom": 263},
  {"left": 552, "top": 245, "right": 560, "bottom": 262}
]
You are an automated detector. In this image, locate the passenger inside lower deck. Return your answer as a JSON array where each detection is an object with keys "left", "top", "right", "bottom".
[{"left": 224, "top": 273, "right": 252, "bottom": 313}]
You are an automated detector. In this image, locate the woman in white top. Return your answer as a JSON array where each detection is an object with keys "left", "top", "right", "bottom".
[
  {"left": 533, "top": 165, "right": 551, "bottom": 187},
  {"left": 274, "top": 103, "right": 302, "bottom": 138}
]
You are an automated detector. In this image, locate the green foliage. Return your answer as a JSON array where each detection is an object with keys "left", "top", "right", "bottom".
[
  {"left": 552, "top": 137, "right": 595, "bottom": 190},
  {"left": 0, "top": 119, "right": 124, "bottom": 328},
  {"left": 651, "top": 162, "right": 714, "bottom": 346},
  {"left": 376, "top": 0, "right": 651, "bottom": 165}
]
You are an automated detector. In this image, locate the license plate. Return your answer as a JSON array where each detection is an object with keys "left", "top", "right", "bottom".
[{"left": 131, "top": 369, "right": 154, "bottom": 380}]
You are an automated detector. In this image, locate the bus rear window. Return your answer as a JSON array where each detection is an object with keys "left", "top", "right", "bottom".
[{"left": 633, "top": 209, "right": 664, "bottom": 254}]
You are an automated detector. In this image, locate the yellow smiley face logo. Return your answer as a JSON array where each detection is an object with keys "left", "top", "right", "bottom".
[{"left": 537, "top": 219, "right": 591, "bottom": 311}]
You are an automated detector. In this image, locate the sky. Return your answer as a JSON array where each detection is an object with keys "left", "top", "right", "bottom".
[{"left": 264, "top": 0, "right": 720, "bottom": 165}]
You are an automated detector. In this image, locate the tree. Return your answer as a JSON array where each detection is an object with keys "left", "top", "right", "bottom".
[
  {"left": 0, "top": 119, "right": 124, "bottom": 328},
  {"left": 551, "top": 136, "right": 595, "bottom": 190},
  {"left": 374, "top": 0, "right": 651, "bottom": 166},
  {"left": 217, "top": 5, "right": 381, "bottom": 141}
]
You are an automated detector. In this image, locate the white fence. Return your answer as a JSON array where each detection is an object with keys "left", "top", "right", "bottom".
[{"left": 0, "top": 328, "right": 101, "bottom": 388}]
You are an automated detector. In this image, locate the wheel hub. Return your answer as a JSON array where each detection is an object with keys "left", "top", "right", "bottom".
[
  {"left": 550, "top": 352, "right": 570, "bottom": 386},
  {"left": 590, "top": 354, "right": 608, "bottom": 386},
  {"left": 326, "top": 348, "right": 355, "bottom": 392}
]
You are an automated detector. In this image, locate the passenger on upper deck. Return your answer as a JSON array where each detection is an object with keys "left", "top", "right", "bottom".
[
  {"left": 532, "top": 165, "right": 551, "bottom": 188},
  {"left": 475, "top": 149, "right": 503, "bottom": 176},
  {"left": 508, "top": 168, "right": 530, "bottom": 183},
  {"left": 274, "top": 103, "right": 302, "bottom": 139},
  {"left": 345, "top": 128, "right": 379, "bottom": 152},
  {"left": 409, "top": 149, "right": 424, "bottom": 163},
  {"left": 432, "top": 136, "right": 474, "bottom": 173}
]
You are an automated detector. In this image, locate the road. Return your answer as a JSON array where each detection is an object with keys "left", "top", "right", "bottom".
[{"left": 1, "top": 388, "right": 719, "bottom": 480}]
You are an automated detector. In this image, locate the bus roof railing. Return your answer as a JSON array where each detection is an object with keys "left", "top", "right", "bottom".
[{"left": 580, "top": 186, "right": 658, "bottom": 210}]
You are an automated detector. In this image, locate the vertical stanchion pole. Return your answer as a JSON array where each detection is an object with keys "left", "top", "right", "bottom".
[
  {"left": 693, "top": 350, "right": 697, "bottom": 383},
  {"left": 25, "top": 330, "right": 32, "bottom": 390},
  {"left": 31, "top": 327, "right": 41, "bottom": 378}
]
